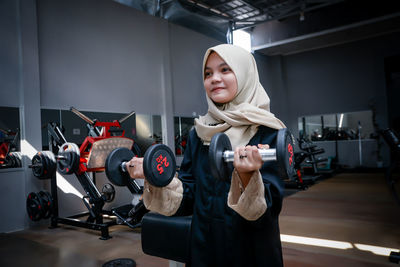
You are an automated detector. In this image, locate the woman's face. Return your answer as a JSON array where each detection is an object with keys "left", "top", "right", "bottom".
[{"left": 204, "top": 52, "right": 238, "bottom": 104}]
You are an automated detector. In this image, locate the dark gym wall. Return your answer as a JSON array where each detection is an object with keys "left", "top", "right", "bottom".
[
  {"left": 0, "top": 0, "right": 20, "bottom": 107},
  {"left": 257, "top": 32, "right": 400, "bottom": 166},
  {"left": 0, "top": 0, "right": 42, "bottom": 233},
  {"left": 170, "top": 24, "right": 220, "bottom": 117},
  {"left": 261, "top": 32, "right": 400, "bottom": 136},
  {"left": 37, "top": 0, "right": 168, "bottom": 114}
]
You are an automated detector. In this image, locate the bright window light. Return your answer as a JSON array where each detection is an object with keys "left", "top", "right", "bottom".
[
  {"left": 339, "top": 113, "right": 344, "bottom": 128},
  {"left": 233, "top": 29, "right": 251, "bottom": 52}
]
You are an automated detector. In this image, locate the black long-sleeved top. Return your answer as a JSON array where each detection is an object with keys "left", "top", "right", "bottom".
[{"left": 175, "top": 126, "right": 284, "bottom": 267}]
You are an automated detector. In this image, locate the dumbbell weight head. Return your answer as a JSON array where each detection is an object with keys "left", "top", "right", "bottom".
[
  {"left": 209, "top": 128, "right": 295, "bottom": 181},
  {"left": 276, "top": 128, "right": 295, "bottom": 180},
  {"left": 143, "top": 144, "right": 176, "bottom": 187},
  {"left": 105, "top": 144, "right": 176, "bottom": 188},
  {"left": 209, "top": 133, "right": 233, "bottom": 182},
  {"left": 105, "top": 147, "right": 134, "bottom": 186}
]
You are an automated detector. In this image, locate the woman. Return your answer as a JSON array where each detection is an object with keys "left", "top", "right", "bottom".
[{"left": 127, "top": 44, "right": 286, "bottom": 267}]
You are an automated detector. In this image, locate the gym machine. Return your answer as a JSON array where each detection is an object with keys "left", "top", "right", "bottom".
[{"left": 27, "top": 108, "right": 143, "bottom": 239}]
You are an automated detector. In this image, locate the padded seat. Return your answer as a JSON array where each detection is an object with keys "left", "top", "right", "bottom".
[{"left": 141, "top": 212, "right": 192, "bottom": 263}]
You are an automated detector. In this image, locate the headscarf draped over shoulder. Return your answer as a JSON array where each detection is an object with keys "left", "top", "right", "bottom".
[{"left": 194, "top": 44, "right": 286, "bottom": 149}]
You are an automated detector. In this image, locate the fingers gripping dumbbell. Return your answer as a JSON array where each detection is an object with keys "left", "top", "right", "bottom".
[
  {"left": 105, "top": 144, "right": 176, "bottom": 188},
  {"left": 209, "top": 128, "right": 295, "bottom": 181}
]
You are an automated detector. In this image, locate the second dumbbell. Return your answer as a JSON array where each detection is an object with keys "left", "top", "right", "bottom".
[{"left": 209, "top": 128, "right": 295, "bottom": 181}]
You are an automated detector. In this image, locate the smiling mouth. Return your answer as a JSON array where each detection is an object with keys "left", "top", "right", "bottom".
[{"left": 212, "top": 87, "right": 225, "bottom": 92}]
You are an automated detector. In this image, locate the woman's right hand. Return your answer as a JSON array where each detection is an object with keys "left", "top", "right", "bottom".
[{"left": 125, "top": 157, "right": 145, "bottom": 179}]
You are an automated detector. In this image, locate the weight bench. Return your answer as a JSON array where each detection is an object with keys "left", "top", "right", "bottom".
[{"left": 141, "top": 212, "right": 192, "bottom": 263}]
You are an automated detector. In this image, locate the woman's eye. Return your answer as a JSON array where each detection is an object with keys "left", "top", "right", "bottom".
[
  {"left": 221, "top": 67, "right": 231, "bottom": 72},
  {"left": 204, "top": 71, "right": 212, "bottom": 78}
]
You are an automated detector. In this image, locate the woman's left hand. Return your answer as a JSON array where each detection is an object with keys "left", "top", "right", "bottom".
[{"left": 233, "top": 144, "right": 269, "bottom": 187}]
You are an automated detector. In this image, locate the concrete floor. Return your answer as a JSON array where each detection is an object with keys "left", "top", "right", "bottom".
[{"left": 0, "top": 172, "right": 399, "bottom": 267}]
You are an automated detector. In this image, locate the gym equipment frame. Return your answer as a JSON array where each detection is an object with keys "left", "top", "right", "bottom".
[{"left": 35, "top": 108, "right": 140, "bottom": 240}]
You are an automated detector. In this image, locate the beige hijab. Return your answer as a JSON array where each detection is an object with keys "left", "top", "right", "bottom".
[{"left": 194, "top": 44, "right": 286, "bottom": 149}]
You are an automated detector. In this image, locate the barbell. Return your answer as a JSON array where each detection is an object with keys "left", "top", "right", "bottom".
[
  {"left": 208, "top": 128, "right": 295, "bottom": 181},
  {"left": 29, "top": 143, "right": 80, "bottom": 179}
]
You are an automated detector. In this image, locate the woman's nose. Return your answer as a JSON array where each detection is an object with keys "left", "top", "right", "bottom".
[{"left": 211, "top": 72, "right": 222, "bottom": 83}]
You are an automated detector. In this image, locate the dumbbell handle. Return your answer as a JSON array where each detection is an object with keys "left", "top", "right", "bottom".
[
  {"left": 120, "top": 161, "right": 129, "bottom": 172},
  {"left": 119, "top": 161, "right": 143, "bottom": 192},
  {"left": 223, "top": 148, "right": 277, "bottom": 162}
]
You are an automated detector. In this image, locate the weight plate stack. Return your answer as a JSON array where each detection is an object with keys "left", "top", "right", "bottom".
[
  {"left": 26, "top": 192, "right": 45, "bottom": 222},
  {"left": 38, "top": 191, "right": 53, "bottom": 219},
  {"left": 57, "top": 143, "right": 80, "bottom": 175}
]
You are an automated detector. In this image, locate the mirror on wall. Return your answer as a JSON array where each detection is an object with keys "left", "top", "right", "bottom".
[
  {"left": 135, "top": 114, "right": 162, "bottom": 154},
  {"left": 174, "top": 117, "right": 195, "bottom": 156},
  {"left": 0, "top": 106, "right": 21, "bottom": 169},
  {"left": 298, "top": 110, "right": 375, "bottom": 142},
  {"left": 40, "top": 108, "right": 162, "bottom": 156}
]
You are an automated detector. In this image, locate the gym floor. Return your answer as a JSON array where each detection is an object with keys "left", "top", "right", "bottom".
[{"left": 0, "top": 172, "right": 399, "bottom": 267}]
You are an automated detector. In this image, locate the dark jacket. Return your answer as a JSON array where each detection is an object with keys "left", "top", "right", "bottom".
[{"left": 176, "top": 126, "right": 284, "bottom": 267}]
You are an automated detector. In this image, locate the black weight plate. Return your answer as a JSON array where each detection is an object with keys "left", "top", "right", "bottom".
[
  {"left": 38, "top": 191, "right": 52, "bottom": 219},
  {"left": 15, "top": 152, "right": 22, "bottom": 167},
  {"left": 143, "top": 144, "right": 176, "bottom": 187},
  {"left": 31, "top": 153, "right": 45, "bottom": 178},
  {"left": 71, "top": 143, "right": 81, "bottom": 173},
  {"left": 43, "top": 151, "right": 57, "bottom": 178},
  {"left": 41, "top": 151, "right": 51, "bottom": 179},
  {"left": 209, "top": 133, "right": 233, "bottom": 181},
  {"left": 57, "top": 143, "right": 80, "bottom": 175},
  {"left": 9, "top": 152, "right": 22, "bottom": 167},
  {"left": 26, "top": 192, "right": 45, "bottom": 221},
  {"left": 102, "top": 183, "right": 116, "bottom": 203},
  {"left": 276, "top": 129, "right": 295, "bottom": 180},
  {"left": 105, "top": 147, "right": 134, "bottom": 186},
  {"left": 41, "top": 190, "right": 54, "bottom": 219}
]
